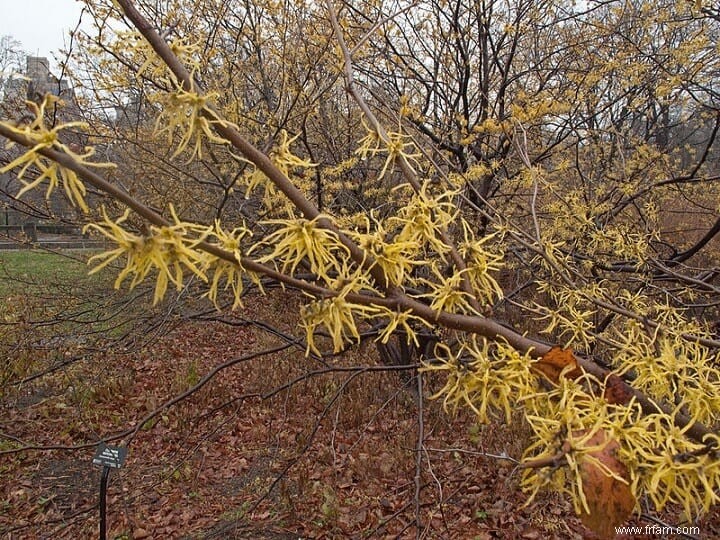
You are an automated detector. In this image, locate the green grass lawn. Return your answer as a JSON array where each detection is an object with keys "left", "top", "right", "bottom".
[
  {"left": 0, "top": 249, "right": 116, "bottom": 303},
  {"left": 0, "top": 249, "right": 114, "bottom": 383}
]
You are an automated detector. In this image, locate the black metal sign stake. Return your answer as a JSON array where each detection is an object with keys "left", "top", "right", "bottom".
[
  {"left": 92, "top": 444, "right": 128, "bottom": 540},
  {"left": 99, "top": 465, "right": 110, "bottom": 540}
]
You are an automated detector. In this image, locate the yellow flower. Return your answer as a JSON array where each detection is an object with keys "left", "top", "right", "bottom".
[
  {"left": 420, "top": 266, "right": 482, "bottom": 317},
  {"left": 205, "top": 221, "right": 255, "bottom": 309},
  {"left": 254, "top": 215, "right": 349, "bottom": 283},
  {"left": 390, "top": 181, "right": 456, "bottom": 256},
  {"left": 346, "top": 213, "right": 424, "bottom": 287},
  {"left": 354, "top": 118, "right": 422, "bottom": 180},
  {"left": 154, "top": 84, "right": 233, "bottom": 162},
  {"left": 272, "top": 130, "right": 317, "bottom": 174}
]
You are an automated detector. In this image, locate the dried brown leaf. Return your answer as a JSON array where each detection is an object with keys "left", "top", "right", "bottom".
[
  {"left": 578, "top": 431, "right": 635, "bottom": 539},
  {"left": 533, "top": 346, "right": 583, "bottom": 383}
]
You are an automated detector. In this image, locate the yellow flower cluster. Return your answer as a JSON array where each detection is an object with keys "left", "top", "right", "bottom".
[
  {"left": 240, "top": 130, "right": 316, "bottom": 212},
  {"left": 111, "top": 31, "right": 202, "bottom": 81},
  {"left": 347, "top": 213, "right": 423, "bottom": 287},
  {"left": 621, "top": 411, "right": 720, "bottom": 517},
  {"left": 301, "top": 293, "right": 378, "bottom": 354},
  {"left": 154, "top": 85, "right": 232, "bottom": 161},
  {"left": 613, "top": 322, "right": 720, "bottom": 425},
  {"left": 272, "top": 130, "right": 317, "bottom": 174},
  {"left": 85, "top": 206, "right": 211, "bottom": 304},
  {"left": 0, "top": 95, "right": 114, "bottom": 213},
  {"left": 421, "top": 337, "right": 537, "bottom": 423},
  {"left": 354, "top": 120, "right": 422, "bottom": 179},
  {"left": 522, "top": 377, "right": 631, "bottom": 515},
  {"left": 86, "top": 207, "right": 256, "bottom": 308},
  {"left": 253, "top": 215, "right": 349, "bottom": 282},
  {"left": 299, "top": 262, "right": 380, "bottom": 354},
  {"left": 458, "top": 221, "right": 504, "bottom": 303},
  {"left": 521, "top": 374, "right": 720, "bottom": 519},
  {"left": 389, "top": 181, "right": 456, "bottom": 256},
  {"left": 204, "top": 221, "right": 257, "bottom": 309}
]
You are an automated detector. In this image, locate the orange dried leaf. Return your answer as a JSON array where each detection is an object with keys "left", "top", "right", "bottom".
[
  {"left": 579, "top": 431, "right": 636, "bottom": 539},
  {"left": 533, "top": 346, "right": 583, "bottom": 383}
]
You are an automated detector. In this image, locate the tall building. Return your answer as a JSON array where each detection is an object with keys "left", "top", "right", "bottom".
[{"left": 4, "top": 57, "right": 77, "bottom": 106}]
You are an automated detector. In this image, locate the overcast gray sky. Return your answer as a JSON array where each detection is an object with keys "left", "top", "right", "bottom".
[{"left": 0, "top": 0, "right": 86, "bottom": 69}]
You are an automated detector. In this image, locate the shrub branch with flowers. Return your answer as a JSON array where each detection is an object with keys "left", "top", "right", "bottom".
[{"left": 1, "top": 0, "right": 719, "bottom": 536}]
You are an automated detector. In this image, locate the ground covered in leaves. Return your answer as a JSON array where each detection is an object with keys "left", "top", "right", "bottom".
[{"left": 1, "top": 291, "right": 718, "bottom": 539}]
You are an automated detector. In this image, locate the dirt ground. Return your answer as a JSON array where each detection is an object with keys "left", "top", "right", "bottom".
[{"left": 1, "top": 292, "right": 718, "bottom": 539}]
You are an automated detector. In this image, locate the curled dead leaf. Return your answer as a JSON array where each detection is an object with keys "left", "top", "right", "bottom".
[
  {"left": 533, "top": 346, "right": 583, "bottom": 383},
  {"left": 577, "top": 430, "right": 636, "bottom": 539}
]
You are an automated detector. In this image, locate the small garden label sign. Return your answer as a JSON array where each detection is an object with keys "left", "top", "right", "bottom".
[{"left": 92, "top": 444, "right": 127, "bottom": 469}]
